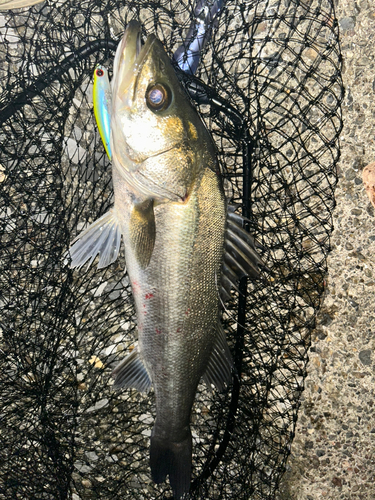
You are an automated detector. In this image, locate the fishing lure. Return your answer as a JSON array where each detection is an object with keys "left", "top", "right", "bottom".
[{"left": 93, "top": 65, "right": 112, "bottom": 159}]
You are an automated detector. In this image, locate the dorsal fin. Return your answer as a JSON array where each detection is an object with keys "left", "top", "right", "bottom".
[{"left": 220, "top": 206, "right": 265, "bottom": 301}]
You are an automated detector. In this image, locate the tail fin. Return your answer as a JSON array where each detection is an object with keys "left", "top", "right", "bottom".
[{"left": 150, "top": 432, "right": 192, "bottom": 499}]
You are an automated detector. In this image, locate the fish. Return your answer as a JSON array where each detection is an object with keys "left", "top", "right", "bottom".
[{"left": 68, "top": 20, "right": 263, "bottom": 499}]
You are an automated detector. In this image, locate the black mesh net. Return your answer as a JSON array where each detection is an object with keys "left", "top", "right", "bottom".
[{"left": 0, "top": 1, "right": 343, "bottom": 499}]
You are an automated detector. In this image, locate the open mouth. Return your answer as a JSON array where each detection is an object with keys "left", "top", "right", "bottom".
[
  {"left": 112, "top": 21, "right": 156, "bottom": 100},
  {"left": 113, "top": 21, "right": 143, "bottom": 71}
]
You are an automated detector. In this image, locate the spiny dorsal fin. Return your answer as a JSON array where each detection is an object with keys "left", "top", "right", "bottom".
[
  {"left": 221, "top": 206, "right": 265, "bottom": 301},
  {"left": 112, "top": 346, "right": 152, "bottom": 393},
  {"left": 67, "top": 209, "right": 122, "bottom": 270},
  {"left": 202, "top": 323, "right": 232, "bottom": 392},
  {"left": 129, "top": 199, "right": 155, "bottom": 269}
]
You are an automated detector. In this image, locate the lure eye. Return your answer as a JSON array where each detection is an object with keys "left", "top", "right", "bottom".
[
  {"left": 146, "top": 83, "right": 171, "bottom": 112},
  {"left": 96, "top": 68, "right": 104, "bottom": 77}
]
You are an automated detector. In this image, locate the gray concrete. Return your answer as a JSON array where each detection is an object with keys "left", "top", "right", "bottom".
[{"left": 277, "top": 1, "right": 375, "bottom": 498}]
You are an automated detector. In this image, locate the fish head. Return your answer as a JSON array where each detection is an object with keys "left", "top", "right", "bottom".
[{"left": 111, "top": 21, "right": 215, "bottom": 202}]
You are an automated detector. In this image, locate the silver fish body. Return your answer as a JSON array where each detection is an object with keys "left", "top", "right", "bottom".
[
  {"left": 112, "top": 163, "right": 226, "bottom": 496},
  {"left": 68, "top": 21, "right": 263, "bottom": 499},
  {"left": 110, "top": 22, "right": 228, "bottom": 497}
]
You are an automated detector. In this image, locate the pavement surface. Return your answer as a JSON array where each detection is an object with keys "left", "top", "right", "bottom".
[{"left": 276, "top": 1, "right": 375, "bottom": 499}]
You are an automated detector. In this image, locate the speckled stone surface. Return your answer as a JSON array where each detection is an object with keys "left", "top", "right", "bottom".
[{"left": 276, "top": 1, "right": 375, "bottom": 499}]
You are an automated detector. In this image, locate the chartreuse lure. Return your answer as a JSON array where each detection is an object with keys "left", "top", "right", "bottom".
[{"left": 93, "top": 65, "right": 112, "bottom": 160}]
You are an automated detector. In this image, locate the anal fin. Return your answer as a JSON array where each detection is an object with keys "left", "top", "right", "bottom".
[
  {"left": 112, "top": 347, "right": 152, "bottom": 393},
  {"left": 67, "top": 209, "right": 122, "bottom": 270},
  {"left": 202, "top": 324, "right": 232, "bottom": 392}
]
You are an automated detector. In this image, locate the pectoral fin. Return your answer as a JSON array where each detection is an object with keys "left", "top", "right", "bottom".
[
  {"left": 202, "top": 324, "right": 232, "bottom": 392},
  {"left": 129, "top": 199, "right": 156, "bottom": 269},
  {"left": 112, "top": 347, "right": 152, "bottom": 393},
  {"left": 67, "top": 209, "right": 122, "bottom": 270}
]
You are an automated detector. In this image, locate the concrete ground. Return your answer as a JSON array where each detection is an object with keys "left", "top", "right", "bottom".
[{"left": 276, "top": 0, "right": 375, "bottom": 499}]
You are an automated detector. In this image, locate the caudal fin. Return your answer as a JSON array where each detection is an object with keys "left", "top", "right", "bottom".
[{"left": 150, "top": 432, "right": 192, "bottom": 499}]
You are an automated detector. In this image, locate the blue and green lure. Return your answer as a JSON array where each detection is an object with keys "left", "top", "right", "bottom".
[{"left": 93, "top": 65, "right": 112, "bottom": 160}]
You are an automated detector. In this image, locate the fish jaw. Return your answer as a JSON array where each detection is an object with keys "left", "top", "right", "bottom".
[{"left": 111, "top": 20, "right": 143, "bottom": 107}]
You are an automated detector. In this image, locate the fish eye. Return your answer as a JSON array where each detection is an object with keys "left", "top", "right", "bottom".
[
  {"left": 146, "top": 83, "right": 171, "bottom": 112},
  {"left": 96, "top": 68, "right": 104, "bottom": 77}
]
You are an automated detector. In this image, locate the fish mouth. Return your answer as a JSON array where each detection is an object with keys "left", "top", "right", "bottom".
[{"left": 112, "top": 20, "right": 156, "bottom": 104}]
